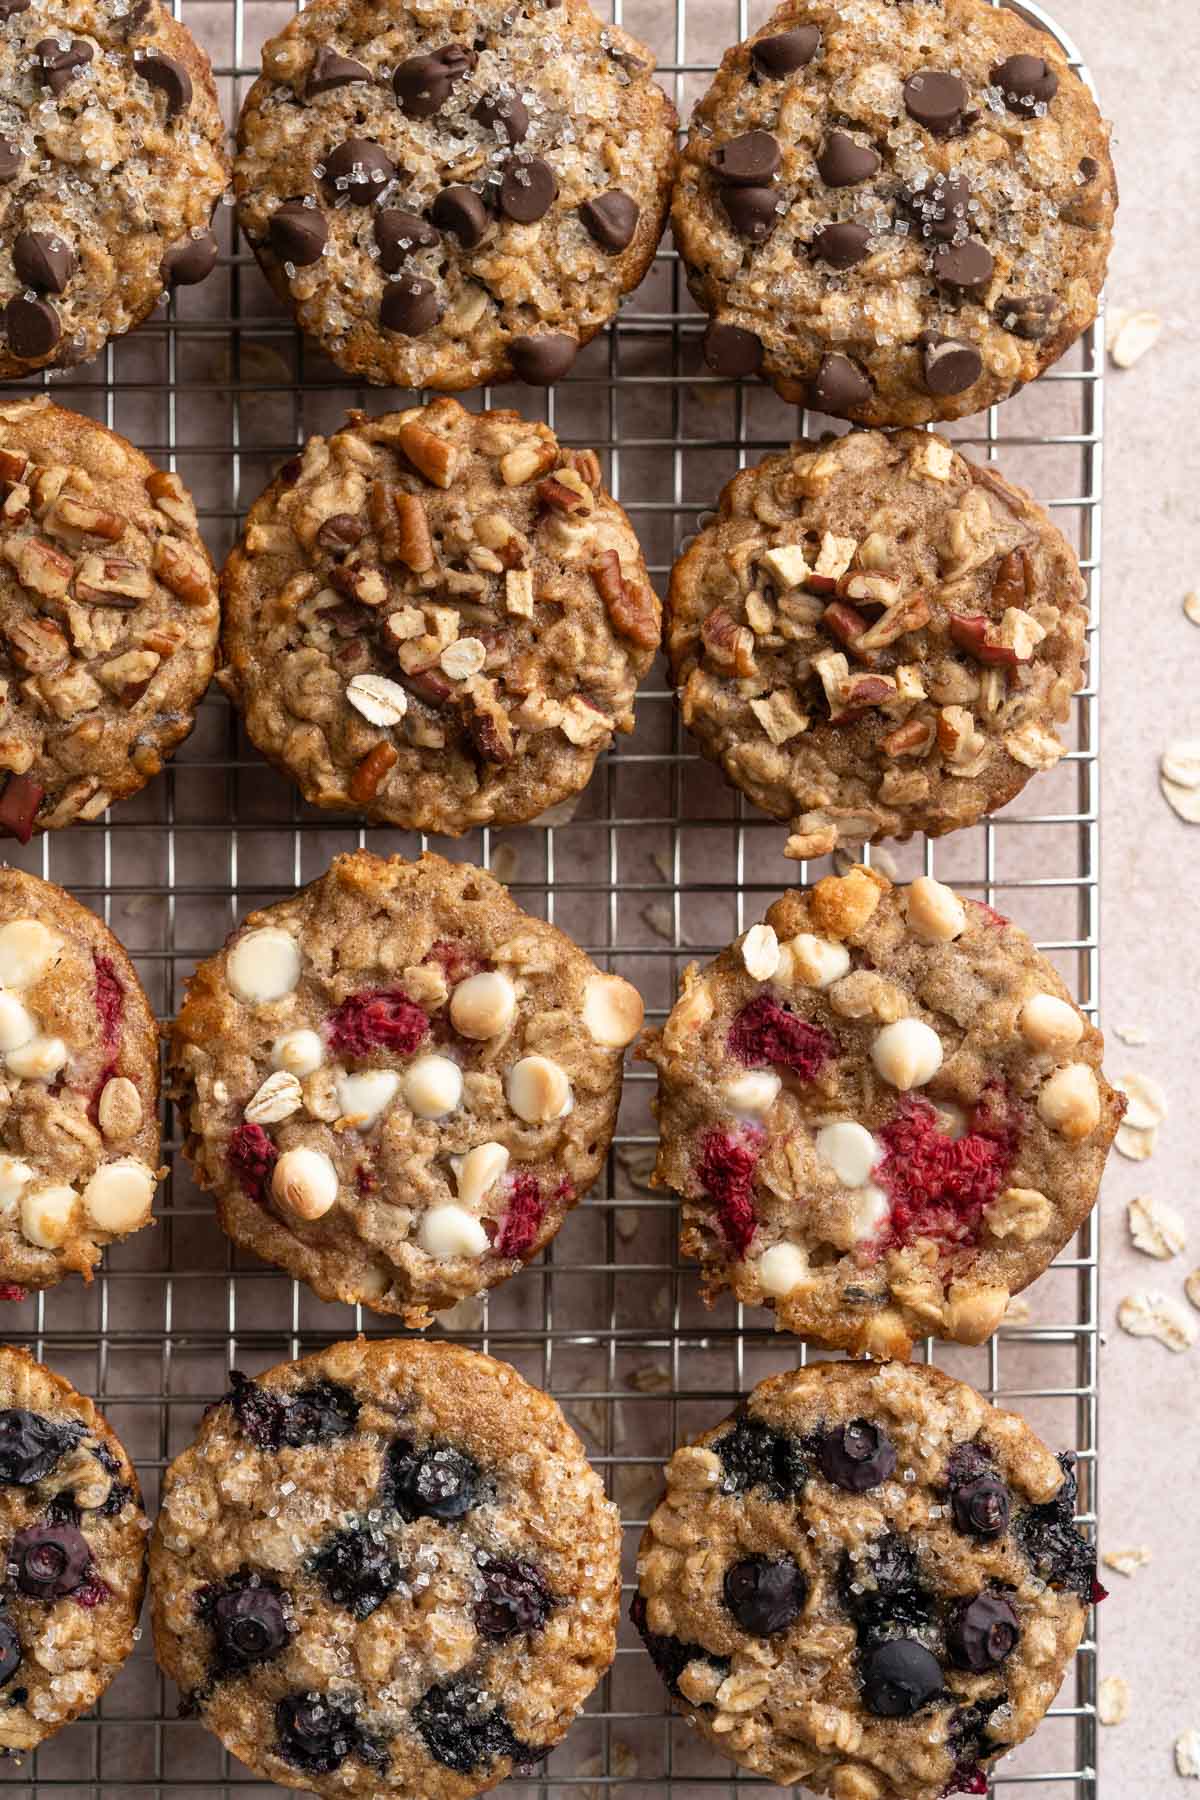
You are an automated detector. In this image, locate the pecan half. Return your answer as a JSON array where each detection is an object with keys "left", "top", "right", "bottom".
[
  {"left": 76, "top": 554, "right": 154, "bottom": 607},
  {"left": 43, "top": 496, "right": 125, "bottom": 541},
  {"left": 395, "top": 422, "right": 458, "bottom": 489},
  {"left": 0, "top": 448, "right": 30, "bottom": 486},
  {"left": 152, "top": 537, "right": 211, "bottom": 604},
  {"left": 329, "top": 562, "right": 388, "bottom": 607},
  {"left": 590, "top": 550, "right": 659, "bottom": 650},
  {"left": 4, "top": 534, "right": 73, "bottom": 600},
  {"left": 145, "top": 469, "right": 198, "bottom": 531},
  {"left": 367, "top": 480, "right": 402, "bottom": 562},
  {"left": 4, "top": 615, "right": 69, "bottom": 672},
  {"left": 393, "top": 493, "right": 435, "bottom": 572},
  {"left": 990, "top": 547, "right": 1031, "bottom": 610},
  {"left": 822, "top": 600, "right": 878, "bottom": 664},
  {"left": 949, "top": 613, "right": 1023, "bottom": 667},
  {"left": 349, "top": 740, "right": 398, "bottom": 801},
  {"left": 462, "top": 679, "right": 515, "bottom": 764}
]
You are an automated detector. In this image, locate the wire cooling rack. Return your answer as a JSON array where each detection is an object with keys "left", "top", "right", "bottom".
[{"left": 0, "top": 0, "right": 1104, "bottom": 1792}]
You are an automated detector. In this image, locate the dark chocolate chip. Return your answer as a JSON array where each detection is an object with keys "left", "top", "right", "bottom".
[
  {"left": 0, "top": 0, "right": 30, "bottom": 18},
  {"left": 322, "top": 138, "right": 395, "bottom": 204},
  {"left": 306, "top": 47, "right": 370, "bottom": 96},
  {"left": 0, "top": 1615, "right": 18, "bottom": 1686},
  {"left": 0, "top": 773, "right": 44, "bottom": 842},
  {"left": 0, "top": 139, "right": 22, "bottom": 183},
  {"left": 431, "top": 184, "right": 489, "bottom": 247},
  {"left": 811, "top": 352, "right": 871, "bottom": 415},
  {"left": 997, "top": 291, "right": 1060, "bottom": 341},
  {"left": 948, "top": 1593, "right": 1020, "bottom": 1672},
  {"left": 136, "top": 49, "right": 192, "bottom": 118},
  {"left": 498, "top": 155, "right": 557, "bottom": 223},
  {"left": 380, "top": 273, "right": 442, "bottom": 337},
  {"left": 13, "top": 229, "right": 74, "bottom": 293},
  {"left": 932, "top": 236, "right": 994, "bottom": 300},
  {"left": 316, "top": 513, "right": 364, "bottom": 551},
  {"left": 816, "top": 130, "right": 880, "bottom": 188},
  {"left": 4, "top": 294, "right": 59, "bottom": 360},
  {"left": 508, "top": 332, "right": 578, "bottom": 384},
  {"left": 920, "top": 331, "right": 983, "bottom": 395},
  {"left": 473, "top": 92, "right": 529, "bottom": 143},
  {"left": 709, "top": 129, "right": 780, "bottom": 187},
  {"left": 375, "top": 207, "right": 439, "bottom": 270},
  {"left": 862, "top": 1638, "right": 944, "bottom": 1718},
  {"left": 1078, "top": 154, "right": 1099, "bottom": 183},
  {"left": 811, "top": 220, "right": 870, "bottom": 268},
  {"left": 903, "top": 68, "right": 969, "bottom": 135},
  {"left": 703, "top": 321, "right": 763, "bottom": 377},
  {"left": 111, "top": 0, "right": 152, "bottom": 37},
  {"left": 579, "top": 189, "right": 639, "bottom": 252},
  {"left": 719, "top": 184, "right": 779, "bottom": 242},
  {"left": 162, "top": 229, "right": 219, "bottom": 285},
  {"left": 900, "top": 171, "right": 971, "bottom": 242},
  {"left": 991, "top": 52, "right": 1058, "bottom": 116},
  {"left": 392, "top": 44, "right": 475, "bottom": 118},
  {"left": 751, "top": 26, "right": 819, "bottom": 75},
  {"left": 34, "top": 37, "right": 94, "bottom": 95},
  {"left": 269, "top": 202, "right": 328, "bottom": 267}
]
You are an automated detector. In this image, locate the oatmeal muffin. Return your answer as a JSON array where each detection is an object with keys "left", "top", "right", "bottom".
[
  {"left": 666, "top": 429, "right": 1088, "bottom": 860},
  {"left": 0, "top": 396, "right": 220, "bottom": 838},
  {"left": 0, "top": 0, "right": 229, "bottom": 379},
  {"left": 0, "top": 867, "right": 161, "bottom": 1292},
  {"left": 233, "top": 0, "right": 676, "bottom": 389},
  {"left": 640, "top": 864, "right": 1122, "bottom": 1357},
  {"left": 673, "top": 0, "right": 1115, "bottom": 421},
  {"left": 169, "top": 850, "right": 643, "bottom": 1323},
  {"left": 218, "top": 399, "right": 660, "bottom": 834},
  {"left": 151, "top": 1337, "right": 621, "bottom": 1798},
  {"left": 633, "top": 1359, "right": 1103, "bottom": 1798},
  {"left": 0, "top": 1345, "right": 149, "bottom": 1754}
]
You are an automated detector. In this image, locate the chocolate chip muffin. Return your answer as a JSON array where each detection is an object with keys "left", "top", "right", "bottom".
[
  {"left": 640, "top": 865, "right": 1122, "bottom": 1358},
  {"left": 150, "top": 1337, "right": 621, "bottom": 1799},
  {"left": 0, "top": 866, "right": 161, "bottom": 1293},
  {"left": 0, "top": 396, "right": 220, "bottom": 839},
  {"left": 665, "top": 429, "right": 1088, "bottom": 860},
  {"left": 169, "top": 850, "right": 644, "bottom": 1324},
  {"left": 633, "top": 1359, "right": 1103, "bottom": 1799},
  {"left": 233, "top": 0, "right": 676, "bottom": 389},
  {"left": 672, "top": 0, "right": 1116, "bottom": 421},
  {"left": 218, "top": 399, "right": 660, "bottom": 834},
  {"left": 0, "top": 0, "right": 229, "bottom": 378},
  {"left": 0, "top": 1345, "right": 149, "bottom": 1755}
]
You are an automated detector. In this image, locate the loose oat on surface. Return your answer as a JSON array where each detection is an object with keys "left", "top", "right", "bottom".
[
  {"left": 1116, "top": 1292, "right": 1197, "bottom": 1354},
  {"left": 1107, "top": 309, "right": 1161, "bottom": 371},
  {"left": 1097, "top": 1674, "right": 1129, "bottom": 1726},
  {"left": 1127, "top": 1194, "right": 1186, "bottom": 1261},
  {"left": 1178, "top": 1728, "right": 1200, "bottom": 1778},
  {"left": 1101, "top": 1546, "right": 1150, "bottom": 1579}
]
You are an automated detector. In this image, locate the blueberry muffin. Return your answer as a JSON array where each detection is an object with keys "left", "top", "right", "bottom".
[
  {"left": 0, "top": 396, "right": 220, "bottom": 837},
  {"left": 150, "top": 1337, "right": 622, "bottom": 1798},
  {"left": 0, "top": 0, "right": 229, "bottom": 378},
  {"left": 233, "top": 0, "right": 676, "bottom": 389},
  {"left": 0, "top": 866, "right": 161, "bottom": 1293},
  {"left": 673, "top": 0, "right": 1116, "bottom": 421},
  {"left": 634, "top": 1359, "right": 1103, "bottom": 1798},
  {"left": 640, "top": 865, "right": 1122, "bottom": 1357},
  {"left": 218, "top": 399, "right": 661, "bottom": 834},
  {"left": 169, "top": 849, "right": 644, "bottom": 1323},
  {"left": 0, "top": 1345, "right": 149, "bottom": 1754},
  {"left": 665, "top": 429, "right": 1088, "bottom": 860}
]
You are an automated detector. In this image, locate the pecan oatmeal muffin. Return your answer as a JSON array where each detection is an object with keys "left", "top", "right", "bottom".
[
  {"left": 666, "top": 429, "right": 1087, "bottom": 860},
  {"left": 0, "top": 0, "right": 229, "bottom": 378},
  {"left": 218, "top": 399, "right": 660, "bottom": 834},
  {"left": 0, "top": 397, "right": 220, "bottom": 839},
  {"left": 151, "top": 1337, "right": 621, "bottom": 1798},
  {"left": 0, "top": 1345, "right": 149, "bottom": 1754},
  {"left": 640, "top": 865, "right": 1122, "bottom": 1357},
  {"left": 0, "top": 866, "right": 161, "bottom": 1292},
  {"left": 633, "top": 1359, "right": 1103, "bottom": 1798},
  {"left": 233, "top": 0, "right": 676, "bottom": 389},
  {"left": 673, "top": 0, "right": 1115, "bottom": 421},
  {"left": 169, "top": 850, "right": 643, "bottom": 1323}
]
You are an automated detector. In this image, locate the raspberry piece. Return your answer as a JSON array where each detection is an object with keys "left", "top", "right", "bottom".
[
  {"left": 972, "top": 900, "right": 1010, "bottom": 929},
  {"left": 71, "top": 1578, "right": 108, "bottom": 1609},
  {"left": 1091, "top": 1577, "right": 1109, "bottom": 1606},
  {"left": 93, "top": 954, "right": 124, "bottom": 1053},
  {"left": 425, "top": 940, "right": 485, "bottom": 986},
  {"left": 0, "top": 1284, "right": 27, "bottom": 1303},
  {"left": 497, "top": 1173, "right": 544, "bottom": 1260},
  {"left": 727, "top": 996, "right": 836, "bottom": 1079},
  {"left": 228, "top": 1123, "right": 279, "bottom": 1202},
  {"left": 325, "top": 988, "right": 429, "bottom": 1059},
  {"left": 942, "top": 1771, "right": 989, "bottom": 1797},
  {"left": 698, "top": 1128, "right": 762, "bottom": 1256},
  {"left": 877, "top": 1096, "right": 1015, "bottom": 1254}
]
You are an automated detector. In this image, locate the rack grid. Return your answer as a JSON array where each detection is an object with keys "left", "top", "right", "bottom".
[{"left": 0, "top": 0, "right": 1103, "bottom": 1792}]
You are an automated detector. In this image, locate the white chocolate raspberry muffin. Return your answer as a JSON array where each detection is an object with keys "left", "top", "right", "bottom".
[
  {"left": 169, "top": 850, "right": 644, "bottom": 1323},
  {"left": 0, "top": 867, "right": 161, "bottom": 1292},
  {"left": 640, "top": 865, "right": 1122, "bottom": 1357}
]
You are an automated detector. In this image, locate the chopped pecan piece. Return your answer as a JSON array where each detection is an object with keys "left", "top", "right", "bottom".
[
  {"left": 4, "top": 534, "right": 74, "bottom": 600},
  {"left": 937, "top": 704, "right": 987, "bottom": 765},
  {"left": 4, "top": 615, "right": 69, "bottom": 673},
  {"left": 822, "top": 600, "right": 877, "bottom": 664},
  {"left": 145, "top": 469, "right": 198, "bottom": 531},
  {"left": 28, "top": 465, "right": 69, "bottom": 515},
  {"left": 400, "top": 666, "right": 454, "bottom": 707},
  {"left": 97, "top": 648, "right": 160, "bottom": 704},
  {"left": 43, "top": 496, "right": 125, "bottom": 541},
  {"left": 36, "top": 663, "right": 104, "bottom": 720},
  {"left": 561, "top": 447, "right": 602, "bottom": 488},
  {"left": 837, "top": 571, "right": 902, "bottom": 609},
  {"left": 990, "top": 547, "right": 1032, "bottom": 610},
  {"left": 590, "top": 551, "right": 659, "bottom": 650},
  {"left": 142, "top": 626, "right": 183, "bottom": 658},
  {"left": 949, "top": 611, "right": 1027, "bottom": 667},
  {"left": 152, "top": 537, "right": 211, "bottom": 604},
  {"left": 329, "top": 562, "right": 388, "bottom": 607},
  {"left": 462, "top": 678, "right": 515, "bottom": 764},
  {"left": 395, "top": 422, "right": 458, "bottom": 489},
  {"left": 367, "top": 480, "right": 402, "bottom": 562},
  {"left": 349, "top": 740, "right": 399, "bottom": 802},
  {"left": 537, "top": 474, "right": 587, "bottom": 514},
  {"left": 75, "top": 554, "right": 154, "bottom": 607},
  {"left": 505, "top": 568, "right": 534, "bottom": 617},
  {"left": 855, "top": 594, "right": 932, "bottom": 651},
  {"left": 0, "top": 448, "right": 30, "bottom": 486},
  {"left": 316, "top": 512, "right": 364, "bottom": 554},
  {"left": 881, "top": 716, "right": 936, "bottom": 757},
  {"left": 499, "top": 438, "right": 557, "bottom": 487},
  {"left": 393, "top": 493, "right": 435, "bottom": 572}
]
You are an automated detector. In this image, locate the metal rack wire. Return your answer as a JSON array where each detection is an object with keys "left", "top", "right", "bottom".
[{"left": 0, "top": 0, "right": 1103, "bottom": 1792}]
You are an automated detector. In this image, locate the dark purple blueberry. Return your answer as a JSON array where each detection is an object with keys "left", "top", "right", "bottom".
[
  {"left": 474, "top": 1556, "right": 554, "bottom": 1639},
  {"left": 0, "top": 1615, "right": 18, "bottom": 1686},
  {"left": 311, "top": 1525, "right": 400, "bottom": 1619},
  {"left": 714, "top": 1417, "right": 807, "bottom": 1500},
  {"left": 10, "top": 1524, "right": 91, "bottom": 1599},
  {"left": 211, "top": 1585, "right": 289, "bottom": 1668},
  {"left": 950, "top": 1470, "right": 1011, "bottom": 1539},
  {"left": 723, "top": 1555, "right": 806, "bottom": 1637},
  {"left": 947, "top": 1593, "right": 1020, "bottom": 1672},
  {"left": 45, "top": 1490, "right": 83, "bottom": 1528},
  {"left": 838, "top": 1535, "right": 932, "bottom": 1642},
  {"left": 629, "top": 1592, "right": 729, "bottom": 1700},
  {"left": 412, "top": 1679, "right": 528, "bottom": 1774},
  {"left": 386, "top": 1438, "right": 480, "bottom": 1521},
  {"left": 861, "top": 1637, "right": 943, "bottom": 1717},
  {"left": 226, "top": 1372, "right": 359, "bottom": 1451},
  {"left": 1014, "top": 1452, "right": 1097, "bottom": 1601},
  {"left": 949, "top": 1694, "right": 1005, "bottom": 1774},
  {"left": 0, "top": 1410, "right": 83, "bottom": 1485},
  {"left": 818, "top": 1419, "right": 896, "bottom": 1493},
  {"left": 276, "top": 1692, "right": 364, "bottom": 1775}
]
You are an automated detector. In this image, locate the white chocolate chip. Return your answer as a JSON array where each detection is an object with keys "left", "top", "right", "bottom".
[
  {"left": 271, "top": 1147, "right": 339, "bottom": 1221},
  {"left": 1097, "top": 1676, "right": 1129, "bottom": 1727},
  {"left": 5, "top": 1034, "right": 68, "bottom": 1081},
  {"left": 740, "top": 923, "right": 780, "bottom": 982},
  {"left": 1037, "top": 1063, "right": 1101, "bottom": 1140},
  {"left": 402, "top": 1055, "right": 463, "bottom": 1120},
  {"left": 506, "top": 1055, "right": 572, "bottom": 1124},
  {"left": 904, "top": 876, "right": 966, "bottom": 944},
  {"left": 1108, "top": 308, "right": 1162, "bottom": 369},
  {"left": 81, "top": 1159, "right": 156, "bottom": 1234},
  {"left": 582, "top": 973, "right": 644, "bottom": 1049},
  {"left": 346, "top": 672, "right": 408, "bottom": 726},
  {"left": 1115, "top": 1071, "right": 1167, "bottom": 1132},
  {"left": 449, "top": 970, "right": 517, "bottom": 1040},
  {"left": 759, "top": 544, "right": 810, "bottom": 589},
  {"left": 336, "top": 1069, "right": 400, "bottom": 1129},
  {"left": 1117, "top": 1291, "right": 1196, "bottom": 1352},
  {"left": 418, "top": 1203, "right": 489, "bottom": 1259},
  {"left": 244, "top": 1069, "right": 304, "bottom": 1125},
  {"left": 20, "top": 1184, "right": 78, "bottom": 1249},
  {"left": 0, "top": 1154, "right": 34, "bottom": 1222},
  {"left": 0, "top": 919, "right": 63, "bottom": 989},
  {"left": 870, "top": 1019, "right": 943, "bottom": 1090},
  {"left": 1019, "top": 992, "right": 1085, "bottom": 1052},
  {"left": 453, "top": 1141, "right": 510, "bottom": 1209},
  {"left": 271, "top": 1029, "right": 324, "bottom": 1077},
  {"left": 756, "top": 1241, "right": 813, "bottom": 1296},
  {"left": 1128, "top": 1194, "right": 1186, "bottom": 1260},
  {"left": 439, "top": 636, "right": 487, "bottom": 681},
  {"left": 850, "top": 1183, "right": 890, "bottom": 1242},
  {"left": 815, "top": 1121, "right": 879, "bottom": 1187},
  {"left": 97, "top": 1076, "right": 143, "bottom": 1142},
  {"left": 784, "top": 933, "right": 850, "bottom": 988},
  {"left": 227, "top": 928, "right": 302, "bottom": 1005},
  {"left": 0, "top": 992, "right": 35, "bottom": 1053},
  {"left": 721, "top": 1071, "right": 781, "bottom": 1118}
]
